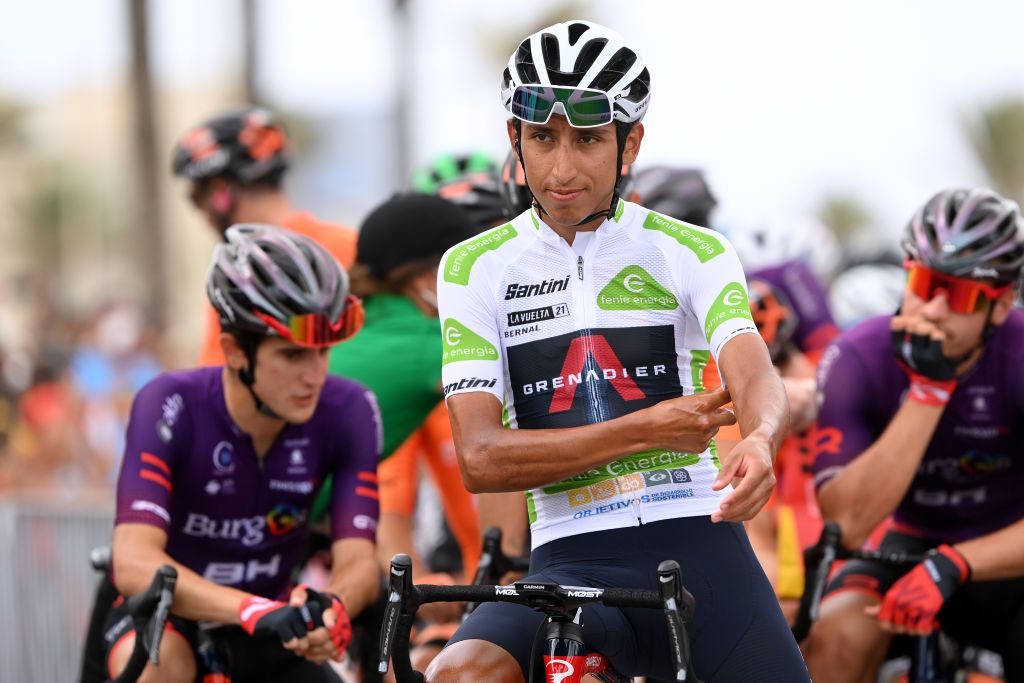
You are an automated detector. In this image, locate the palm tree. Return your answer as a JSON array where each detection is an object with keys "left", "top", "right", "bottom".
[{"left": 961, "top": 98, "right": 1024, "bottom": 206}]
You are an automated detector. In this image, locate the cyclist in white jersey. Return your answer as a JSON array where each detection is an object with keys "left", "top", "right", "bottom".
[{"left": 426, "top": 20, "right": 808, "bottom": 683}]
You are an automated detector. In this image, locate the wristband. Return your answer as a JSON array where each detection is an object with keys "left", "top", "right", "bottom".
[{"left": 906, "top": 375, "right": 957, "bottom": 407}]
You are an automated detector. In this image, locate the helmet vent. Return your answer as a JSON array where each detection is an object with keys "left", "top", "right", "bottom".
[{"left": 567, "top": 22, "right": 589, "bottom": 45}]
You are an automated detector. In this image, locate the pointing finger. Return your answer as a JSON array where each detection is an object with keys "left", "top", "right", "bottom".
[
  {"left": 700, "top": 386, "right": 731, "bottom": 409},
  {"left": 708, "top": 408, "right": 736, "bottom": 427}
]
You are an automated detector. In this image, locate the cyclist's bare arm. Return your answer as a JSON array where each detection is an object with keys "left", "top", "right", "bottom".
[
  {"left": 326, "top": 537, "right": 378, "bottom": 618},
  {"left": 711, "top": 334, "right": 789, "bottom": 522},
  {"left": 112, "top": 523, "right": 253, "bottom": 623},
  {"left": 477, "top": 491, "right": 529, "bottom": 561},
  {"left": 446, "top": 386, "right": 735, "bottom": 493},
  {"left": 954, "top": 517, "right": 1024, "bottom": 581},
  {"left": 817, "top": 401, "right": 942, "bottom": 548}
]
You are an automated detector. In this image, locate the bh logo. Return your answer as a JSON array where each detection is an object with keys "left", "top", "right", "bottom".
[{"left": 266, "top": 503, "right": 302, "bottom": 536}]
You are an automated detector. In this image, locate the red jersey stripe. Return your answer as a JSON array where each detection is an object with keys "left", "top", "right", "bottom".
[
  {"left": 140, "top": 469, "right": 172, "bottom": 492},
  {"left": 141, "top": 452, "right": 171, "bottom": 476}
]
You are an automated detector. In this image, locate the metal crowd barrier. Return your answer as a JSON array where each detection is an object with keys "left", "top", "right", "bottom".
[{"left": 0, "top": 495, "right": 114, "bottom": 683}]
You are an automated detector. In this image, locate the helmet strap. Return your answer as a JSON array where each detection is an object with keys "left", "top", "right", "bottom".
[
  {"left": 513, "top": 119, "right": 629, "bottom": 229},
  {"left": 236, "top": 335, "right": 285, "bottom": 421}
]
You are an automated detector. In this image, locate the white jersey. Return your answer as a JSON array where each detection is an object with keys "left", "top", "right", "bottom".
[{"left": 437, "top": 200, "right": 757, "bottom": 549}]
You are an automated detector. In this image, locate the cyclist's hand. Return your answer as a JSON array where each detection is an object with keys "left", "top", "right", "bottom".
[
  {"left": 648, "top": 386, "right": 736, "bottom": 453},
  {"left": 866, "top": 544, "right": 970, "bottom": 635},
  {"left": 710, "top": 431, "right": 774, "bottom": 522},
  {"left": 238, "top": 595, "right": 314, "bottom": 650},
  {"left": 298, "top": 586, "right": 352, "bottom": 663},
  {"left": 890, "top": 315, "right": 958, "bottom": 406}
]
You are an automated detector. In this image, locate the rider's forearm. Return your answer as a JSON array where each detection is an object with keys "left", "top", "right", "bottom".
[
  {"left": 954, "top": 518, "right": 1024, "bottom": 581},
  {"left": 817, "top": 401, "right": 944, "bottom": 549},
  {"left": 731, "top": 368, "right": 789, "bottom": 455},
  {"left": 453, "top": 409, "right": 657, "bottom": 493},
  {"left": 327, "top": 552, "right": 379, "bottom": 619},
  {"left": 376, "top": 512, "right": 428, "bottom": 578},
  {"left": 477, "top": 491, "right": 530, "bottom": 558},
  {"left": 113, "top": 543, "right": 251, "bottom": 623}
]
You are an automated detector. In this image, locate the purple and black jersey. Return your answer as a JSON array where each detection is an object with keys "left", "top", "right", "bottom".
[
  {"left": 750, "top": 259, "right": 839, "bottom": 352},
  {"left": 813, "top": 311, "right": 1024, "bottom": 543},
  {"left": 114, "top": 367, "right": 381, "bottom": 599}
]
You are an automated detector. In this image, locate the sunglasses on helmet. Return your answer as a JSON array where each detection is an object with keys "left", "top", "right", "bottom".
[
  {"left": 255, "top": 295, "right": 365, "bottom": 348},
  {"left": 904, "top": 260, "right": 1010, "bottom": 314},
  {"left": 510, "top": 85, "right": 614, "bottom": 129}
]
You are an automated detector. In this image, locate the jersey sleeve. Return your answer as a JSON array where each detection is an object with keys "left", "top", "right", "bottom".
[
  {"left": 198, "top": 304, "right": 225, "bottom": 367},
  {"left": 682, "top": 236, "right": 759, "bottom": 361},
  {"left": 114, "top": 376, "right": 191, "bottom": 531},
  {"left": 329, "top": 387, "right": 383, "bottom": 542},
  {"left": 436, "top": 248, "right": 505, "bottom": 404},
  {"left": 810, "top": 340, "right": 878, "bottom": 490},
  {"left": 378, "top": 428, "right": 422, "bottom": 517}
]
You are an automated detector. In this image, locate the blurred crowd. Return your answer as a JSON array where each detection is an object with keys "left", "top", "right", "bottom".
[{"left": 0, "top": 300, "right": 165, "bottom": 495}]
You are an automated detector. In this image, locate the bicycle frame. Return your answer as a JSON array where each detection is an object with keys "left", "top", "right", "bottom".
[{"left": 379, "top": 553, "right": 702, "bottom": 683}]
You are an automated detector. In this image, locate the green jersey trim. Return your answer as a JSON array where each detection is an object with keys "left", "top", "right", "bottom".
[
  {"left": 642, "top": 212, "right": 725, "bottom": 263},
  {"left": 542, "top": 449, "right": 702, "bottom": 494},
  {"left": 704, "top": 281, "right": 754, "bottom": 344},
  {"left": 597, "top": 265, "right": 679, "bottom": 311},
  {"left": 441, "top": 318, "right": 499, "bottom": 365},
  {"left": 443, "top": 224, "right": 518, "bottom": 285}
]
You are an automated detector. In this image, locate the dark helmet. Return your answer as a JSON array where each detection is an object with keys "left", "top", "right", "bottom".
[
  {"left": 207, "top": 224, "right": 361, "bottom": 347},
  {"left": 499, "top": 150, "right": 531, "bottom": 218},
  {"left": 748, "top": 278, "right": 798, "bottom": 365},
  {"left": 631, "top": 166, "right": 717, "bottom": 225},
  {"left": 411, "top": 152, "right": 507, "bottom": 230},
  {"left": 357, "top": 194, "right": 478, "bottom": 279},
  {"left": 902, "top": 187, "right": 1024, "bottom": 285},
  {"left": 172, "top": 107, "right": 289, "bottom": 186}
]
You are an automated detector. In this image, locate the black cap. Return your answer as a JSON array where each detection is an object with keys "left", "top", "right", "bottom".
[{"left": 357, "top": 193, "right": 479, "bottom": 278}]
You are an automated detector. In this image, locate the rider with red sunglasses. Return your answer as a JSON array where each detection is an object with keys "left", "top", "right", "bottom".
[
  {"left": 97, "top": 225, "right": 380, "bottom": 683},
  {"left": 805, "top": 188, "right": 1024, "bottom": 682}
]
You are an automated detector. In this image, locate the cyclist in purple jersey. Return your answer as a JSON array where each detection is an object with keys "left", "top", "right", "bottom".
[
  {"left": 805, "top": 188, "right": 1024, "bottom": 683},
  {"left": 748, "top": 259, "right": 839, "bottom": 354},
  {"left": 103, "top": 225, "right": 381, "bottom": 683}
]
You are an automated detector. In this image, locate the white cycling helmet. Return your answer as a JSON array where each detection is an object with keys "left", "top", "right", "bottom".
[
  {"left": 829, "top": 262, "right": 907, "bottom": 329},
  {"left": 500, "top": 20, "right": 651, "bottom": 125}
]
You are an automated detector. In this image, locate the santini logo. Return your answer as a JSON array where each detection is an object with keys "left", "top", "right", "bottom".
[
  {"left": 505, "top": 276, "right": 570, "bottom": 300},
  {"left": 444, "top": 376, "right": 498, "bottom": 396}
]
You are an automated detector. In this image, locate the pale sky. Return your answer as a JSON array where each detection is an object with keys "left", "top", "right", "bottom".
[{"left": 2, "top": 0, "right": 1023, "bottom": 239}]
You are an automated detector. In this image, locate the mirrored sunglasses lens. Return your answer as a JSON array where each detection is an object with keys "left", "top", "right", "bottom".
[
  {"left": 511, "top": 86, "right": 554, "bottom": 124},
  {"left": 564, "top": 90, "right": 613, "bottom": 126}
]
